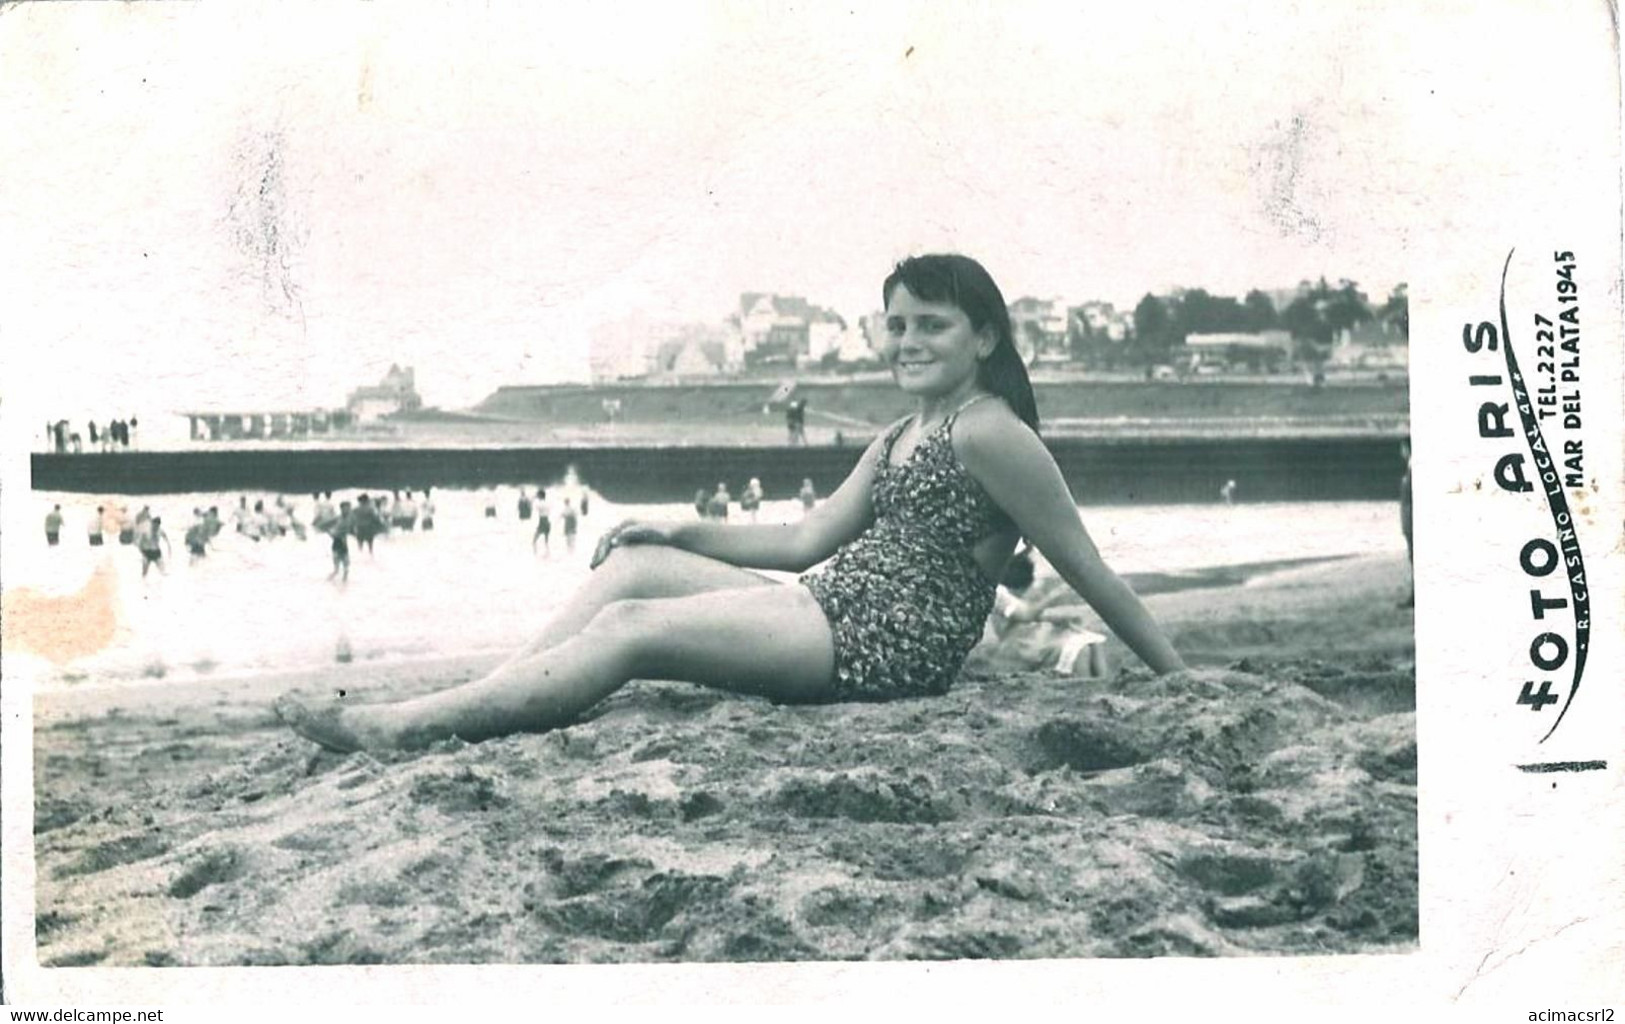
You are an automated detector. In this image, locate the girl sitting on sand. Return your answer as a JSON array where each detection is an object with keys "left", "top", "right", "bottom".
[{"left": 277, "top": 254, "right": 1186, "bottom": 752}]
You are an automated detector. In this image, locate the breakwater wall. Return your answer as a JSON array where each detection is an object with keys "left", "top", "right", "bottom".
[
  {"left": 31, "top": 436, "right": 1407, "bottom": 505},
  {"left": 479, "top": 378, "right": 1410, "bottom": 425}
]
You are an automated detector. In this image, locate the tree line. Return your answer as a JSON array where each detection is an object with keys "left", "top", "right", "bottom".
[{"left": 1072, "top": 279, "right": 1408, "bottom": 369}]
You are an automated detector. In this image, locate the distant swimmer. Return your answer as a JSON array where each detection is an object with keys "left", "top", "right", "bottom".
[
  {"left": 517, "top": 488, "right": 533, "bottom": 521},
  {"left": 115, "top": 504, "right": 135, "bottom": 545},
  {"left": 532, "top": 489, "right": 552, "bottom": 555},
  {"left": 185, "top": 509, "right": 210, "bottom": 565},
  {"left": 352, "top": 494, "right": 386, "bottom": 554},
  {"left": 268, "top": 497, "right": 289, "bottom": 539},
  {"left": 137, "top": 515, "right": 171, "bottom": 578},
  {"left": 562, "top": 466, "right": 591, "bottom": 517},
  {"left": 313, "top": 492, "right": 337, "bottom": 534},
  {"left": 561, "top": 497, "right": 579, "bottom": 553},
  {"left": 694, "top": 488, "right": 710, "bottom": 519},
  {"left": 250, "top": 500, "right": 272, "bottom": 541},
  {"left": 88, "top": 506, "right": 105, "bottom": 547},
  {"left": 786, "top": 398, "right": 807, "bottom": 446},
  {"left": 329, "top": 500, "right": 353, "bottom": 583},
  {"left": 276, "top": 495, "right": 307, "bottom": 540},
  {"left": 706, "top": 482, "right": 731, "bottom": 521},
  {"left": 484, "top": 488, "right": 498, "bottom": 519},
  {"left": 798, "top": 477, "right": 818, "bottom": 514},
  {"left": 205, "top": 506, "right": 223, "bottom": 540},
  {"left": 741, "top": 477, "right": 763, "bottom": 522},
  {"left": 420, "top": 488, "right": 436, "bottom": 531},
  {"left": 233, "top": 496, "right": 253, "bottom": 537},
  {"left": 1220, "top": 479, "right": 1237, "bottom": 505},
  {"left": 395, "top": 490, "right": 418, "bottom": 532},
  {"left": 44, "top": 505, "right": 63, "bottom": 546}
]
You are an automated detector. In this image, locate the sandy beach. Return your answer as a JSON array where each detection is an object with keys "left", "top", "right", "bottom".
[{"left": 30, "top": 553, "right": 1416, "bottom": 966}]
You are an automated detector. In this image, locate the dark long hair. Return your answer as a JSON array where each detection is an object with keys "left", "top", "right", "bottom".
[{"left": 881, "top": 254, "right": 1040, "bottom": 433}]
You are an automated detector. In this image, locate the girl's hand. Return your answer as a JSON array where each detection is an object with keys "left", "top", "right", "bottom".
[{"left": 590, "top": 520, "right": 673, "bottom": 570}]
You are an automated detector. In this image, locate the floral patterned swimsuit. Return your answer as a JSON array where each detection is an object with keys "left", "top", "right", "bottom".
[{"left": 801, "top": 394, "right": 1014, "bottom": 700}]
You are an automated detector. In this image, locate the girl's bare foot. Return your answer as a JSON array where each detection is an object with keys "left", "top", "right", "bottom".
[{"left": 274, "top": 694, "right": 390, "bottom": 753}]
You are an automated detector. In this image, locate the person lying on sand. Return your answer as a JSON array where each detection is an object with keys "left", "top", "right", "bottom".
[
  {"left": 983, "top": 549, "right": 1111, "bottom": 679},
  {"left": 276, "top": 254, "right": 1186, "bottom": 752}
]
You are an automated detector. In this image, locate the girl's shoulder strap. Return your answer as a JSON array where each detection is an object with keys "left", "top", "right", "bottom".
[
  {"left": 946, "top": 391, "right": 999, "bottom": 425},
  {"left": 943, "top": 393, "right": 1007, "bottom": 446},
  {"left": 879, "top": 413, "right": 913, "bottom": 460}
]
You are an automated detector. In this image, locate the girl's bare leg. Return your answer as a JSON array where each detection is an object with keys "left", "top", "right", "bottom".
[
  {"left": 496, "top": 544, "right": 778, "bottom": 669},
  {"left": 277, "top": 581, "right": 835, "bottom": 751}
]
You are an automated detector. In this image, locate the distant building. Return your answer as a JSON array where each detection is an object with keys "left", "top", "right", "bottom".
[
  {"left": 347, "top": 364, "right": 422, "bottom": 422},
  {"left": 859, "top": 311, "right": 888, "bottom": 352},
  {"left": 738, "top": 293, "right": 847, "bottom": 368},
  {"left": 652, "top": 323, "right": 733, "bottom": 379},
  {"left": 1068, "top": 301, "right": 1132, "bottom": 365},
  {"left": 665, "top": 340, "right": 722, "bottom": 376},
  {"left": 1077, "top": 302, "right": 1110, "bottom": 331},
  {"left": 1185, "top": 331, "right": 1294, "bottom": 372},
  {"left": 1330, "top": 320, "right": 1408, "bottom": 369},
  {"left": 807, "top": 318, "right": 848, "bottom": 363},
  {"left": 1008, "top": 296, "right": 1070, "bottom": 362},
  {"left": 592, "top": 318, "right": 736, "bottom": 380},
  {"left": 183, "top": 408, "right": 352, "bottom": 441},
  {"left": 833, "top": 320, "right": 878, "bottom": 363}
]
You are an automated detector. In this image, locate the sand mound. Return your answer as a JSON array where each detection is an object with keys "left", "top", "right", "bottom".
[{"left": 34, "top": 654, "right": 1416, "bottom": 965}]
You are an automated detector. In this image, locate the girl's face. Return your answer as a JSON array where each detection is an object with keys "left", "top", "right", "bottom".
[{"left": 882, "top": 284, "right": 992, "bottom": 399}]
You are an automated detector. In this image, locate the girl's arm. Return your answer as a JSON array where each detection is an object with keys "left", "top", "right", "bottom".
[
  {"left": 956, "top": 408, "right": 1187, "bottom": 674},
  {"left": 592, "top": 433, "right": 888, "bottom": 572}
]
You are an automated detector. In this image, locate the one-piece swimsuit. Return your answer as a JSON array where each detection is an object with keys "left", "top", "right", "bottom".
[{"left": 800, "top": 393, "right": 1013, "bottom": 700}]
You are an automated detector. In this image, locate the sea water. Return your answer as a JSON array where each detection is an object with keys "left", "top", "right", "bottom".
[{"left": 5, "top": 486, "right": 1406, "bottom": 691}]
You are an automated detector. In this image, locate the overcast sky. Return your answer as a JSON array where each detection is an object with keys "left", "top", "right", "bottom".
[{"left": 0, "top": 1, "right": 1608, "bottom": 417}]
